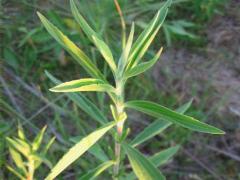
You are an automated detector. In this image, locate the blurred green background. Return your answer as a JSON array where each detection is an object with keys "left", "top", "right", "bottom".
[{"left": 1, "top": 0, "right": 239, "bottom": 179}]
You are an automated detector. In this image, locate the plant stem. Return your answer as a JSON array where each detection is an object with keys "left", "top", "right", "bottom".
[
  {"left": 27, "top": 157, "right": 35, "bottom": 180},
  {"left": 114, "top": 0, "right": 126, "bottom": 49},
  {"left": 113, "top": 79, "right": 125, "bottom": 179}
]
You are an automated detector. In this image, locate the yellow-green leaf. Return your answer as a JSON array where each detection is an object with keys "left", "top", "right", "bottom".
[
  {"left": 45, "top": 122, "right": 115, "bottom": 180},
  {"left": 127, "top": 0, "right": 171, "bottom": 69},
  {"left": 70, "top": 0, "right": 116, "bottom": 73},
  {"left": 50, "top": 78, "right": 115, "bottom": 93},
  {"left": 37, "top": 12, "right": 104, "bottom": 80},
  {"left": 124, "top": 47, "right": 163, "bottom": 79}
]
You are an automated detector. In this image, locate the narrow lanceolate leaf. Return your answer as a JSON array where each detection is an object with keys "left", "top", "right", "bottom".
[
  {"left": 6, "top": 165, "right": 25, "bottom": 180},
  {"left": 6, "top": 137, "right": 30, "bottom": 157},
  {"left": 92, "top": 36, "right": 116, "bottom": 73},
  {"left": 130, "top": 99, "right": 193, "bottom": 147},
  {"left": 124, "top": 47, "right": 163, "bottom": 79},
  {"left": 45, "top": 71, "right": 108, "bottom": 124},
  {"left": 123, "top": 143, "right": 165, "bottom": 180},
  {"left": 78, "top": 160, "right": 115, "bottom": 180},
  {"left": 70, "top": 0, "right": 100, "bottom": 41},
  {"left": 70, "top": 0, "right": 116, "bottom": 73},
  {"left": 37, "top": 12, "right": 104, "bottom": 80},
  {"left": 32, "top": 125, "right": 47, "bottom": 151},
  {"left": 118, "top": 23, "right": 135, "bottom": 74},
  {"left": 126, "top": 100, "right": 225, "bottom": 134},
  {"left": 49, "top": 78, "right": 115, "bottom": 93},
  {"left": 127, "top": 0, "right": 172, "bottom": 69},
  {"left": 45, "top": 122, "right": 115, "bottom": 180},
  {"left": 125, "top": 145, "right": 180, "bottom": 180},
  {"left": 149, "top": 145, "right": 180, "bottom": 167},
  {"left": 9, "top": 147, "right": 27, "bottom": 174},
  {"left": 130, "top": 121, "right": 170, "bottom": 147}
]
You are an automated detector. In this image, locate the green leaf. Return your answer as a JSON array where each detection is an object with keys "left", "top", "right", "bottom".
[
  {"left": 124, "top": 47, "right": 163, "bottom": 79},
  {"left": 125, "top": 100, "right": 225, "bottom": 134},
  {"left": 131, "top": 121, "right": 170, "bottom": 147},
  {"left": 130, "top": 99, "right": 192, "bottom": 147},
  {"left": 92, "top": 35, "right": 116, "bottom": 73},
  {"left": 118, "top": 23, "right": 135, "bottom": 74},
  {"left": 127, "top": 0, "right": 171, "bottom": 69},
  {"left": 70, "top": 0, "right": 116, "bottom": 73},
  {"left": 124, "top": 145, "right": 180, "bottom": 180},
  {"left": 70, "top": 136, "right": 108, "bottom": 162},
  {"left": 6, "top": 137, "right": 30, "bottom": 157},
  {"left": 149, "top": 145, "right": 180, "bottom": 166},
  {"left": 78, "top": 160, "right": 115, "bottom": 180},
  {"left": 45, "top": 71, "right": 108, "bottom": 124},
  {"left": 43, "top": 137, "right": 56, "bottom": 154},
  {"left": 17, "top": 124, "right": 25, "bottom": 140},
  {"left": 6, "top": 165, "right": 25, "bottom": 180},
  {"left": 123, "top": 143, "right": 165, "bottom": 180},
  {"left": 37, "top": 12, "right": 104, "bottom": 80},
  {"left": 9, "top": 147, "right": 27, "bottom": 174},
  {"left": 32, "top": 125, "right": 47, "bottom": 151},
  {"left": 45, "top": 122, "right": 115, "bottom": 180},
  {"left": 70, "top": 0, "right": 100, "bottom": 42},
  {"left": 50, "top": 78, "right": 115, "bottom": 93}
]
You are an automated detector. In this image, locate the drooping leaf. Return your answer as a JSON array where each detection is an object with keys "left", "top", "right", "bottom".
[
  {"left": 78, "top": 160, "right": 115, "bottom": 180},
  {"left": 32, "top": 125, "right": 47, "bottom": 151},
  {"left": 45, "top": 122, "right": 115, "bottom": 180},
  {"left": 70, "top": 0, "right": 116, "bottom": 73},
  {"left": 125, "top": 100, "right": 225, "bottom": 134},
  {"left": 37, "top": 12, "right": 104, "bottom": 80},
  {"left": 50, "top": 78, "right": 115, "bottom": 93},
  {"left": 45, "top": 71, "right": 108, "bottom": 124},
  {"left": 123, "top": 143, "right": 165, "bottom": 180},
  {"left": 127, "top": 0, "right": 172, "bottom": 69},
  {"left": 124, "top": 47, "right": 163, "bottom": 79},
  {"left": 130, "top": 99, "right": 192, "bottom": 147}
]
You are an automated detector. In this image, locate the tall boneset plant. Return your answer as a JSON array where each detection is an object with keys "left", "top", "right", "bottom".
[{"left": 37, "top": 0, "right": 224, "bottom": 179}]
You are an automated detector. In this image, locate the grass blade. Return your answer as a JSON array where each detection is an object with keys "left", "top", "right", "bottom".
[
  {"left": 125, "top": 100, "right": 225, "bottom": 134},
  {"left": 45, "top": 122, "right": 115, "bottom": 180},
  {"left": 50, "top": 78, "right": 115, "bottom": 93},
  {"left": 123, "top": 143, "right": 165, "bottom": 180}
]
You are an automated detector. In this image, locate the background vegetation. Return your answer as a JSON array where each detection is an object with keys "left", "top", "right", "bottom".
[{"left": 1, "top": 0, "right": 239, "bottom": 179}]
